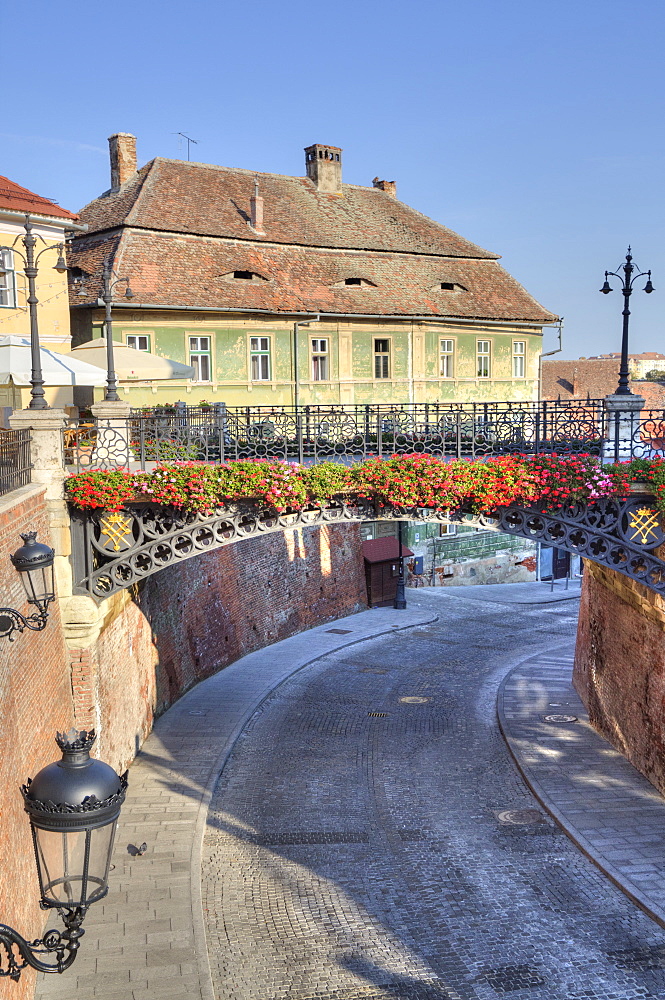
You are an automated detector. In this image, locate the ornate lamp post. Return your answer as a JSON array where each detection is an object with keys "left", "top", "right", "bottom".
[
  {"left": 0, "top": 728, "right": 127, "bottom": 981},
  {"left": 0, "top": 532, "right": 56, "bottom": 641},
  {"left": 0, "top": 215, "right": 68, "bottom": 410},
  {"left": 600, "top": 248, "right": 654, "bottom": 395},
  {"left": 100, "top": 256, "right": 133, "bottom": 401}
]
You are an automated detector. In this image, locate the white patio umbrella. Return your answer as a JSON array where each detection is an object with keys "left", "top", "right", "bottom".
[
  {"left": 70, "top": 338, "right": 195, "bottom": 380},
  {"left": 0, "top": 336, "right": 108, "bottom": 386}
]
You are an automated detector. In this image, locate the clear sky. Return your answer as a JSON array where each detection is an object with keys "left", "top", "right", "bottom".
[{"left": 2, "top": 0, "right": 663, "bottom": 361}]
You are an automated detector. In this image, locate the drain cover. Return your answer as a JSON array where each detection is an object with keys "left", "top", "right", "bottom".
[
  {"left": 367, "top": 711, "right": 389, "bottom": 717},
  {"left": 498, "top": 809, "right": 545, "bottom": 825},
  {"left": 326, "top": 628, "right": 352, "bottom": 634},
  {"left": 398, "top": 696, "right": 431, "bottom": 704},
  {"left": 543, "top": 713, "right": 578, "bottom": 723}
]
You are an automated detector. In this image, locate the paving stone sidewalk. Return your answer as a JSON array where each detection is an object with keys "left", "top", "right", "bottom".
[
  {"left": 498, "top": 648, "right": 665, "bottom": 927},
  {"left": 34, "top": 607, "right": 436, "bottom": 1000}
]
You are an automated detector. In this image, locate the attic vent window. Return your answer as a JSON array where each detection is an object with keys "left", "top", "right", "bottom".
[
  {"left": 332, "top": 277, "right": 377, "bottom": 289},
  {"left": 220, "top": 270, "right": 269, "bottom": 283},
  {"left": 345, "top": 277, "right": 362, "bottom": 286},
  {"left": 438, "top": 281, "right": 467, "bottom": 291},
  {"left": 234, "top": 270, "right": 255, "bottom": 280}
]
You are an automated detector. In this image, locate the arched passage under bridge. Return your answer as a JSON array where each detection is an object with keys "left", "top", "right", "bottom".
[{"left": 69, "top": 493, "right": 665, "bottom": 601}]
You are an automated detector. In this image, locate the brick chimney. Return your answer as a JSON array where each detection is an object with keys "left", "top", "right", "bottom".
[
  {"left": 373, "top": 177, "right": 397, "bottom": 199},
  {"left": 304, "top": 144, "right": 343, "bottom": 194},
  {"left": 249, "top": 177, "right": 265, "bottom": 234},
  {"left": 109, "top": 133, "right": 137, "bottom": 190}
]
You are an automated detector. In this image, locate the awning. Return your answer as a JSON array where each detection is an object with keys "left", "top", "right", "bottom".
[
  {"left": 0, "top": 336, "right": 108, "bottom": 386},
  {"left": 70, "top": 338, "right": 195, "bottom": 381}
]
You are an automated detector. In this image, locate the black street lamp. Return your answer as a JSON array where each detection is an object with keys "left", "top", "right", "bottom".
[
  {"left": 600, "top": 248, "right": 654, "bottom": 395},
  {"left": 0, "top": 728, "right": 127, "bottom": 981},
  {"left": 0, "top": 532, "right": 56, "bottom": 641},
  {"left": 0, "top": 215, "right": 68, "bottom": 410},
  {"left": 394, "top": 520, "right": 407, "bottom": 610},
  {"left": 100, "top": 255, "right": 133, "bottom": 401}
]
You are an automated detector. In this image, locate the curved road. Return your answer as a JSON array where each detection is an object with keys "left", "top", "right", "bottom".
[{"left": 202, "top": 590, "right": 665, "bottom": 1000}]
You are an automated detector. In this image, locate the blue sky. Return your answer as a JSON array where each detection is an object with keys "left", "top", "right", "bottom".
[{"left": 2, "top": 0, "right": 663, "bottom": 360}]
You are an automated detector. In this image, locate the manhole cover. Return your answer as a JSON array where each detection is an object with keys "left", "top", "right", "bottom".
[
  {"left": 326, "top": 628, "right": 352, "bottom": 634},
  {"left": 498, "top": 809, "right": 545, "bottom": 825},
  {"left": 188, "top": 710, "right": 205, "bottom": 715},
  {"left": 398, "top": 696, "right": 431, "bottom": 704},
  {"left": 543, "top": 714, "right": 578, "bottom": 723}
]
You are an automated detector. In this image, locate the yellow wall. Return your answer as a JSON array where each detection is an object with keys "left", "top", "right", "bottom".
[{"left": 0, "top": 215, "right": 72, "bottom": 352}]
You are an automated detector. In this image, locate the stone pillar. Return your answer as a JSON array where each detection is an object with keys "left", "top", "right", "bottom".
[
  {"left": 9, "top": 408, "right": 72, "bottom": 597},
  {"left": 90, "top": 399, "right": 133, "bottom": 468},
  {"left": 602, "top": 393, "right": 645, "bottom": 463}
]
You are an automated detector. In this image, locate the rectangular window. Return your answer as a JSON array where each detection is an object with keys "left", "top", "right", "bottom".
[
  {"left": 0, "top": 250, "right": 16, "bottom": 308},
  {"left": 311, "top": 338, "right": 329, "bottom": 381},
  {"left": 374, "top": 338, "right": 390, "bottom": 379},
  {"left": 439, "top": 523, "right": 457, "bottom": 536},
  {"left": 439, "top": 339, "right": 454, "bottom": 378},
  {"left": 126, "top": 334, "right": 150, "bottom": 352},
  {"left": 512, "top": 341, "right": 526, "bottom": 378},
  {"left": 477, "top": 340, "right": 491, "bottom": 378},
  {"left": 250, "top": 336, "right": 271, "bottom": 381},
  {"left": 189, "top": 335, "right": 212, "bottom": 381}
]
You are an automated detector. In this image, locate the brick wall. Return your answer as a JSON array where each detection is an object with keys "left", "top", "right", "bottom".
[
  {"left": 74, "top": 522, "right": 368, "bottom": 774},
  {"left": 573, "top": 559, "right": 665, "bottom": 795},
  {"left": 0, "top": 486, "right": 72, "bottom": 1000}
]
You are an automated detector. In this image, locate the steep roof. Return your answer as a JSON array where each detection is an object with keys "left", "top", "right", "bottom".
[
  {"left": 70, "top": 155, "right": 557, "bottom": 324},
  {"left": 68, "top": 229, "right": 556, "bottom": 322},
  {"left": 77, "top": 158, "right": 498, "bottom": 259},
  {"left": 0, "top": 175, "right": 79, "bottom": 222}
]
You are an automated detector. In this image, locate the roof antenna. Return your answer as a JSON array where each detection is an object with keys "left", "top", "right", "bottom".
[{"left": 173, "top": 132, "right": 200, "bottom": 161}]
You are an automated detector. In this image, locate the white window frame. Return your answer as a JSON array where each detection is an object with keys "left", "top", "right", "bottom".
[
  {"left": 477, "top": 340, "right": 491, "bottom": 378},
  {"left": 189, "top": 335, "right": 212, "bottom": 382},
  {"left": 250, "top": 336, "right": 272, "bottom": 381},
  {"left": 439, "top": 338, "right": 455, "bottom": 378},
  {"left": 126, "top": 334, "right": 151, "bottom": 352},
  {"left": 512, "top": 340, "right": 526, "bottom": 378},
  {"left": 374, "top": 338, "right": 391, "bottom": 379},
  {"left": 311, "top": 338, "right": 329, "bottom": 381},
  {"left": 0, "top": 250, "right": 16, "bottom": 308},
  {"left": 440, "top": 523, "right": 457, "bottom": 536}
]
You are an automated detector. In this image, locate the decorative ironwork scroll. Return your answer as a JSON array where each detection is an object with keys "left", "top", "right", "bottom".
[{"left": 69, "top": 493, "right": 665, "bottom": 602}]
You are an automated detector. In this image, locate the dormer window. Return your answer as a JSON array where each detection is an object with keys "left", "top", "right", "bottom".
[
  {"left": 219, "top": 270, "right": 269, "bottom": 283},
  {"left": 331, "top": 277, "right": 377, "bottom": 289},
  {"left": 436, "top": 281, "right": 467, "bottom": 291}
]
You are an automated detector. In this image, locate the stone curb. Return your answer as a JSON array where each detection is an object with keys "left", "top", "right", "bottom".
[{"left": 497, "top": 647, "right": 665, "bottom": 931}]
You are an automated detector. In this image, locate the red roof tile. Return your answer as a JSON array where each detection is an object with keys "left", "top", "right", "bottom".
[
  {"left": 77, "top": 159, "right": 498, "bottom": 259},
  {"left": 0, "top": 175, "right": 79, "bottom": 221},
  {"left": 542, "top": 359, "right": 665, "bottom": 408},
  {"left": 68, "top": 229, "right": 556, "bottom": 322}
]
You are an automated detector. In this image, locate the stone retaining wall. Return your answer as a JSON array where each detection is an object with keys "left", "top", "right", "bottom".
[{"left": 573, "top": 559, "right": 665, "bottom": 795}]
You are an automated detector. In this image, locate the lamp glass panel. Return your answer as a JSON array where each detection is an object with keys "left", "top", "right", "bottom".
[
  {"left": 33, "top": 821, "right": 117, "bottom": 908},
  {"left": 86, "top": 820, "right": 118, "bottom": 903},
  {"left": 33, "top": 827, "right": 88, "bottom": 907},
  {"left": 21, "top": 562, "right": 55, "bottom": 606}
]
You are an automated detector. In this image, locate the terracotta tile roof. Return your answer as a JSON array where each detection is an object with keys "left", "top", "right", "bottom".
[
  {"left": 542, "top": 359, "right": 665, "bottom": 408},
  {"left": 68, "top": 229, "right": 556, "bottom": 323},
  {"left": 77, "top": 158, "right": 498, "bottom": 259},
  {"left": 0, "top": 175, "right": 79, "bottom": 222},
  {"left": 362, "top": 538, "right": 413, "bottom": 563}
]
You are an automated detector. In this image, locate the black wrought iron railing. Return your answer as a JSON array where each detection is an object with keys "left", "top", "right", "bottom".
[
  {"left": 62, "top": 399, "right": 665, "bottom": 472},
  {"left": 0, "top": 429, "right": 31, "bottom": 496}
]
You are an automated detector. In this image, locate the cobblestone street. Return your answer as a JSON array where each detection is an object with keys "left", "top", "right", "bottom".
[{"left": 202, "top": 590, "right": 665, "bottom": 1000}]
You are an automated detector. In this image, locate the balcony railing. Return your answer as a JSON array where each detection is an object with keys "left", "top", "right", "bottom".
[{"left": 0, "top": 429, "right": 31, "bottom": 496}]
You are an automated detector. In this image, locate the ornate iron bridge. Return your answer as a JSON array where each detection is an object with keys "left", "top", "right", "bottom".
[{"left": 70, "top": 493, "right": 665, "bottom": 601}]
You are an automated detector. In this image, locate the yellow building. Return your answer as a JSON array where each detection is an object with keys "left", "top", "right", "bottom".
[{"left": 0, "top": 174, "right": 83, "bottom": 409}]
